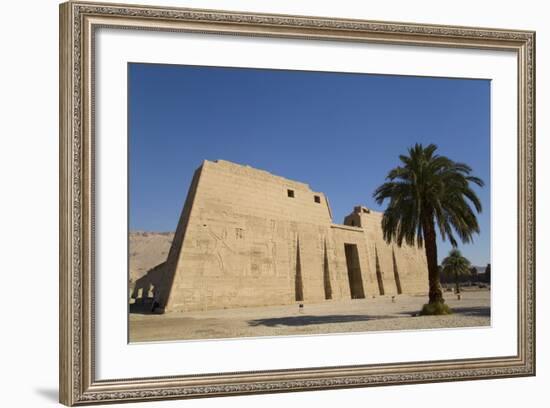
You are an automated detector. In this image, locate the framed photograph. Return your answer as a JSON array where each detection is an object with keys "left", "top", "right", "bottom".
[{"left": 59, "top": 1, "right": 535, "bottom": 405}]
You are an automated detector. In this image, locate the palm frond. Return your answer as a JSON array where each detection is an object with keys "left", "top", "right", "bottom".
[{"left": 373, "top": 143, "right": 484, "bottom": 249}]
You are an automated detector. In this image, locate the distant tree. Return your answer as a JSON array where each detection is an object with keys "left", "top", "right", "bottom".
[
  {"left": 485, "top": 263, "right": 491, "bottom": 284},
  {"left": 441, "top": 249, "right": 472, "bottom": 294},
  {"left": 470, "top": 266, "right": 478, "bottom": 282},
  {"left": 373, "top": 143, "right": 484, "bottom": 314},
  {"left": 438, "top": 265, "right": 445, "bottom": 283}
]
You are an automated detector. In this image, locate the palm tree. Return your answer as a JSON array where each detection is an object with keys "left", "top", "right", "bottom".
[
  {"left": 441, "top": 249, "right": 472, "bottom": 294},
  {"left": 373, "top": 143, "right": 483, "bottom": 310}
]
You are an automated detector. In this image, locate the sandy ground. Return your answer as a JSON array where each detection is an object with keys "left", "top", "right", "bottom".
[{"left": 129, "top": 289, "right": 490, "bottom": 342}]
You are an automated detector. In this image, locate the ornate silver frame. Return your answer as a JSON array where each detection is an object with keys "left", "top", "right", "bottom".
[{"left": 59, "top": 1, "right": 536, "bottom": 405}]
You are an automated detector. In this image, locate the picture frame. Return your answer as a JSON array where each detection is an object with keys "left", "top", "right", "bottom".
[{"left": 59, "top": 1, "right": 536, "bottom": 405}]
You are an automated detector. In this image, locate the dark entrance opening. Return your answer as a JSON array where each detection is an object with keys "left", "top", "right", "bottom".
[
  {"left": 392, "top": 248, "right": 403, "bottom": 294},
  {"left": 344, "top": 243, "right": 365, "bottom": 299},
  {"left": 295, "top": 238, "right": 304, "bottom": 301},
  {"left": 323, "top": 240, "right": 332, "bottom": 300},
  {"left": 375, "top": 246, "right": 385, "bottom": 295}
]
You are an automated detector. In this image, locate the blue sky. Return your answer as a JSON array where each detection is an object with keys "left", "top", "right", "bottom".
[{"left": 129, "top": 63, "right": 491, "bottom": 266}]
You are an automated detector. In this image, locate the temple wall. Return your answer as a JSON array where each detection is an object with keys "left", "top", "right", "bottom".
[
  {"left": 160, "top": 160, "right": 428, "bottom": 312},
  {"left": 358, "top": 211, "right": 429, "bottom": 296},
  {"left": 329, "top": 225, "right": 379, "bottom": 299}
]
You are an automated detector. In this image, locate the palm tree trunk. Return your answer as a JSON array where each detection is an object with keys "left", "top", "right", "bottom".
[
  {"left": 422, "top": 215, "right": 444, "bottom": 304},
  {"left": 455, "top": 273, "right": 460, "bottom": 294}
]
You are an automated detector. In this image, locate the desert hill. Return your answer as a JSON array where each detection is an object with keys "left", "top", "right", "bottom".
[{"left": 129, "top": 231, "right": 174, "bottom": 286}]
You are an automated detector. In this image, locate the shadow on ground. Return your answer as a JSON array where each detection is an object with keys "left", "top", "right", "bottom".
[
  {"left": 448, "top": 306, "right": 491, "bottom": 317},
  {"left": 247, "top": 306, "right": 490, "bottom": 327},
  {"left": 129, "top": 302, "right": 164, "bottom": 315},
  {"left": 247, "top": 314, "right": 386, "bottom": 327},
  {"left": 400, "top": 305, "right": 491, "bottom": 318}
]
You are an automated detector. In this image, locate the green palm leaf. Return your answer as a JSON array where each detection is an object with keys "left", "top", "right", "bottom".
[{"left": 373, "top": 143, "right": 483, "bottom": 307}]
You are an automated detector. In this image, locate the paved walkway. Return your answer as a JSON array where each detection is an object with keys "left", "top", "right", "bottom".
[{"left": 129, "top": 290, "right": 490, "bottom": 342}]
